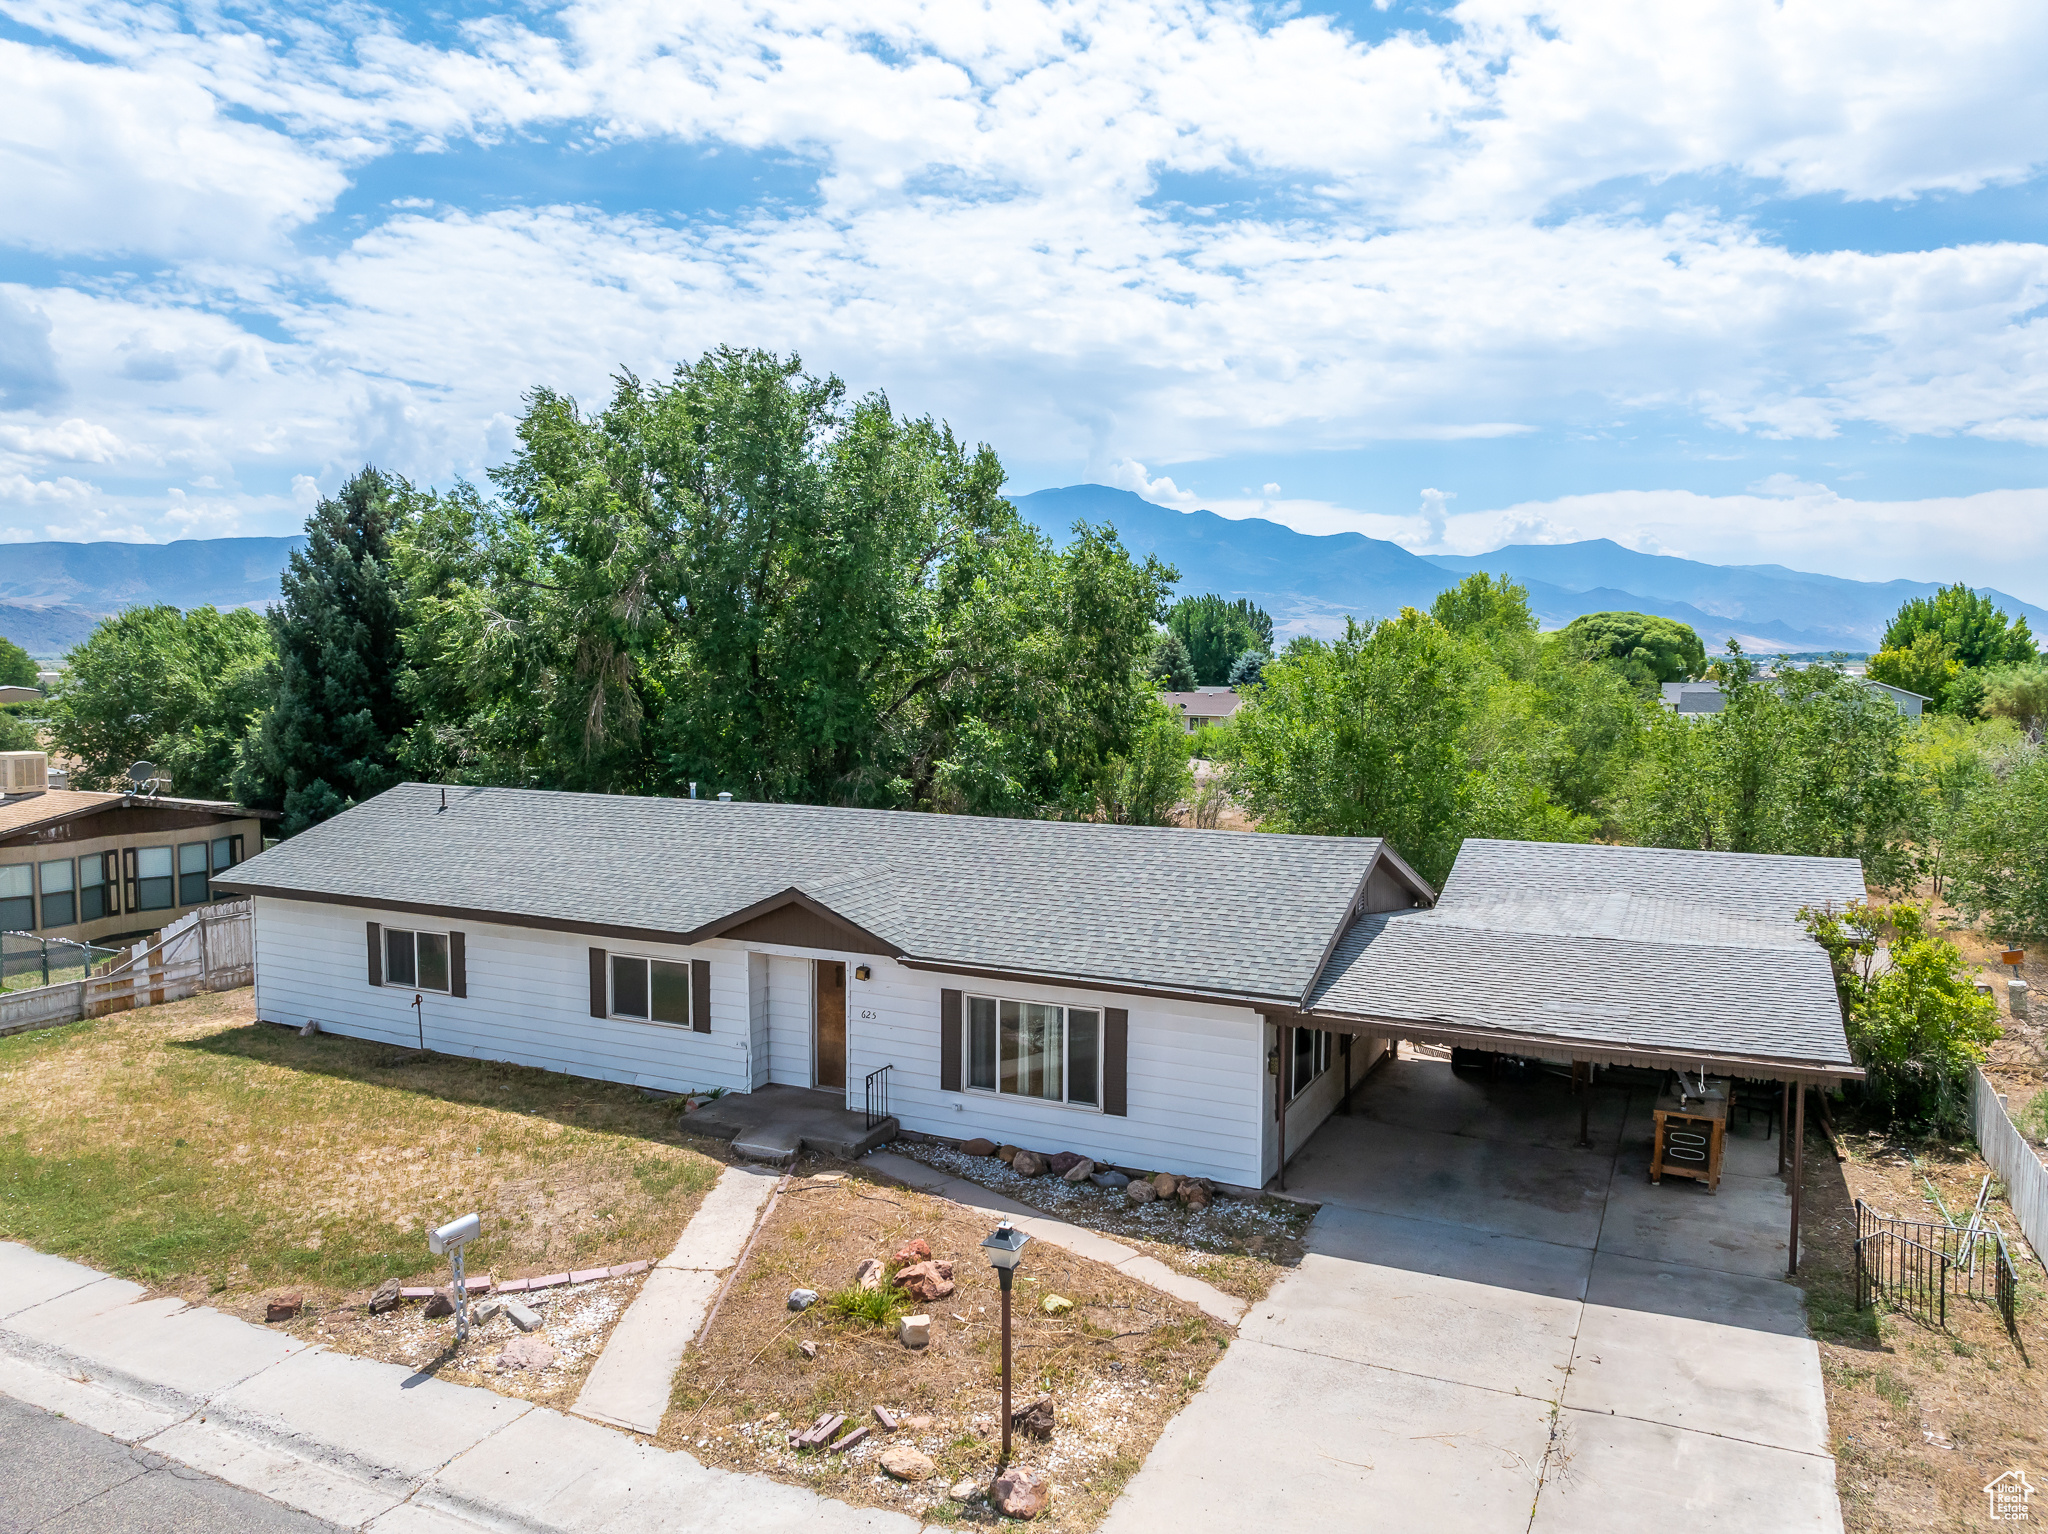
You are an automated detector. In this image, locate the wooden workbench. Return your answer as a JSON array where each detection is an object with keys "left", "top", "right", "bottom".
[{"left": 1651, "top": 1079, "right": 1729, "bottom": 1193}]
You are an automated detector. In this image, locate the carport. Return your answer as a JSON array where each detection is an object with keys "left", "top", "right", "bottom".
[{"left": 1269, "top": 839, "right": 1868, "bottom": 1275}]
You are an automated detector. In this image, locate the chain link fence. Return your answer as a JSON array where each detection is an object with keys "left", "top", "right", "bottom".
[{"left": 1, "top": 931, "right": 120, "bottom": 994}]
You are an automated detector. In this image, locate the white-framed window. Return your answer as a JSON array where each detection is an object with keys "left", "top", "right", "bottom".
[
  {"left": 1290, "top": 1027, "right": 1332, "bottom": 1099},
  {"left": 79, "top": 852, "right": 116, "bottom": 922},
  {"left": 177, "top": 841, "right": 210, "bottom": 906},
  {"left": 134, "top": 846, "right": 175, "bottom": 911},
  {"left": 385, "top": 927, "right": 451, "bottom": 993},
  {"left": 964, "top": 995, "right": 1102, "bottom": 1110},
  {"left": 39, "top": 858, "right": 76, "bottom": 929},
  {"left": 0, "top": 864, "right": 31, "bottom": 931},
  {"left": 611, "top": 953, "right": 692, "bottom": 1027}
]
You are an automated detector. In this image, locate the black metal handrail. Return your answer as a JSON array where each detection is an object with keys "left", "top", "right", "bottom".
[
  {"left": 864, "top": 1063, "right": 892, "bottom": 1131},
  {"left": 1853, "top": 1198, "right": 2018, "bottom": 1337}
]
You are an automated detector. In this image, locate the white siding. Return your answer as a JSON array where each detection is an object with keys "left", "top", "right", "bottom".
[
  {"left": 252, "top": 898, "right": 753, "bottom": 1095},
  {"left": 747, "top": 953, "right": 771, "bottom": 1089},
  {"left": 765, "top": 956, "right": 814, "bottom": 1087},
  {"left": 1266, "top": 1027, "right": 1390, "bottom": 1182}
]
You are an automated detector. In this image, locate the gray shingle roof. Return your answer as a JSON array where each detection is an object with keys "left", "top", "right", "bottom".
[
  {"left": 1305, "top": 841, "right": 1866, "bottom": 1072},
  {"left": 1441, "top": 839, "right": 1867, "bottom": 924},
  {"left": 220, "top": 783, "right": 1393, "bottom": 1004}
]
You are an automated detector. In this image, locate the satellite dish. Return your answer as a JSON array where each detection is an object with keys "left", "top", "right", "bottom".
[{"left": 128, "top": 761, "right": 158, "bottom": 793}]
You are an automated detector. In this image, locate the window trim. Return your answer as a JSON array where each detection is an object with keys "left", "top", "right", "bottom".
[
  {"left": 382, "top": 925, "right": 452, "bottom": 995},
  {"left": 0, "top": 863, "right": 32, "bottom": 932},
  {"left": 39, "top": 857, "right": 77, "bottom": 930},
  {"left": 133, "top": 844, "right": 176, "bottom": 912},
  {"left": 1289, "top": 1027, "right": 1333, "bottom": 1100},
  {"left": 608, "top": 951, "right": 694, "bottom": 1028},
  {"left": 960, "top": 992, "right": 1105, "bottom": 1114},
  {"left": 176, "top": 840, "right": 211, "bottom": 908}
]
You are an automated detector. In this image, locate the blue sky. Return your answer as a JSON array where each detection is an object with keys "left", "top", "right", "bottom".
[{"left": 2, "top": 0, "right": 2046, "bottom": 595}]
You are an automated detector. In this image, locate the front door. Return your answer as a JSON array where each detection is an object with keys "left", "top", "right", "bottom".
[{"left": 814, "top": 960, "right": 847, "bottom": 1090}]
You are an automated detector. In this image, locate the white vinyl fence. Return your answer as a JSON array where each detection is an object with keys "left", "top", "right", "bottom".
[
  {"left": 1974, "top": 1066, "right": 2048, "bottom": 1269},
  {"left": 0, "top": 899, "right": 253, "bottom": 1038}
]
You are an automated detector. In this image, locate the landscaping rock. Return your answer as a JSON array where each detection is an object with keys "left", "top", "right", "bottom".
[
  {"left": 995, "top": 1144, "right": 1020, "bottom": 1163},
  {"left": 298, "top": 1020, "right": 320, "bottom": 1038},
  {"left": 1011, "top": 1150, "right": 1046, "bottom": 1177},
  {"left": 1125, "top": 1180, "right": 1157, "bottom": 1205},
  {"left": 368, "top": 1278, "right": 404, "bottom": 1314},
  {"left": 950, "top": 1477, "right": 983, "bottom": 1503},
  {"left": 505, "top": 1299, "right": 543, "bottom": 1332},
  {"left": 495, "top": 1335, "right": 554, "bottom": 1371},
  {"left": 265, "top": 1294, "right": 303, "bottom": 1323},
  {"left": 1152, "top": 1172, "right": 1179, "bottom": 1198},
  {"left": 893, "top": 1238, "right": 933, "bottom": 1265},
  {"left": 1040, "top": 1294, "right": 1073, "bottom": 1316},
  {"left": 1090, "top": 1169, "right": 1130, "bottom": 1190},
  {"left": 1046, "top": 1151, "right": 1085, "bottom": 1175},
  {"left": 1012, "top": 1396, "right": 1056, "bottom": 1440},
  {"left": 1061, "top": 1158, "right": 1096, "bottom": 1183},
  {"left": 991, "top": 1465, "right": 1050, "bottom": 1518},
  {"left": 1182, "top": 1179, "right": 1213, "bottom": 1209},
  {"left": 474, "top": 1298, "right": 506, "bottom": 1325},
  {"left": 961, "top": 1137, "right": 998, "bottom": 1157},
  {"left": 798, "top": 1340, "right": 818, "bottom": 1359},
  {"left": 904, "top": 1414, "right": 934, "bottom": 1430},
  {"left": 423, "top": 1289, "right": 455, "bottom": 1319},
  {"left": 879, "top": 1446, "right": 936, "bottom": 1482},
  {"left": 897, "top": 1260, "right": 956, "bottom": 1302},
  {"left": 853, "top": 1257, "right": 884, "bottom": 1291},
  {"left": 788, "top": 1288, "right": 820, "bottom": 1312},
  {"left": 899, "top": 1314, "right": 931, "bottom": 1349}
]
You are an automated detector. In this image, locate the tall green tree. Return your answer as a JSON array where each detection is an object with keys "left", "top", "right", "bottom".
[
  {"left": 399, "top": 349, "right": 1173, "bottom": 816},
  {"left": 1431, "top": 572, "right": 1534, "bottom": 639},
  {"left": 47, "top": 606, "right": 273, "bottom": 797},
  {"left": 1880, "top": 583, "right": 2035, "bottom": 670},
  {"left": 1148, "top": 630, "right": 1197, "bottom": 691},
  {"left": 0, "top": 635, "right": 36, "bottom": 688},
  {"left": 235, "top": 468, "right": 418, "bottom": 834},
  {"left": 1866, "top": 628, "right": 1960, "bottom": 708},
  {"left": 1166, "top": 594, "right": 1272, "bottom": 685},
  {"left": 1094, "top": 700, "right": 1195, "bottom": 826},
  {"left": 1558, "top": 611, "right": 1705, "bottom": 687},
  {"left": 1947, "top": 747, "right": 2048, "bottom": 940}
]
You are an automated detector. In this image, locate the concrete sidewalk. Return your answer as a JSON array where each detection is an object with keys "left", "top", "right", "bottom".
[
  {"left": 862, "top": 1151, "right": 1248, "bottom": 1325},
  {"left": 0, "top": 1240, "right": 919, "bottom": 1533}
]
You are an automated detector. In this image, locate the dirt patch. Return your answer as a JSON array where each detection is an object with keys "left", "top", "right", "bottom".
[
  {"left": 662, "top": 1164, "right": 1232, "bottom": 1530},
  {"left": 887, "top": 1140, "right": 1313, "bottom": 1303},
  {"left": 1799, "top": 1122, "right": 2048, "bottom": 1532},
  {"left": 0, "top": 986, "right": 730, "bottom": 1407}
]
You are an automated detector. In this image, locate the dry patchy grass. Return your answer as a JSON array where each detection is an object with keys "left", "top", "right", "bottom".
[
  {"left": 662, "top": 1162, "right": 1232, "bottom": 1530},
  {"left": 0, "top": 989, "right": 727, "bottom": 1345}
]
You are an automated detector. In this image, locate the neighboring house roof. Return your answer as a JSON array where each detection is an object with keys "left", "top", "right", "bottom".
[
  {"left": 1660, "top": 678, "right": 1927, "bottom": 713},
  {"left": 0, "top": 790, "right": 266, "bottom": 840},
  {"left": 1160, "top": 688, "right": 1242, "bottom": 717},
  {"left": 218, "top": 782, "right": 1434, "bottom": 1007},
  {"left": 0, "top": 685, "right": 44, "bottom": 706},
  {"left": 1303, "top": 839, "right": 1866, "bottom": 1078}
]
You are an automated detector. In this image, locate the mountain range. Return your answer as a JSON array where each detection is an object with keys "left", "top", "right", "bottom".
[
  {"left": 3, "top": 495, "right": 2040, "bottom": 660},
  {"left": 1011, "top": 485, "right": 2048, "bottom": 654}
]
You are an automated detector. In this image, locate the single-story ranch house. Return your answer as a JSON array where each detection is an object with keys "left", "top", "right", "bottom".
[{"left": 219, "top": 783, "right": 1867, "bottom": 1192}]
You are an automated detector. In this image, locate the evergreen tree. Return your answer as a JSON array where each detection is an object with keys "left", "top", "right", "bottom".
[
  {"left": 1149, "top": 630, "right": 1197, "bottom": 691},
  {"left": 236, "top": 468, "right": 416, "bottom": 834},
  {"left": 1166, "top": 594, "right": 1272, "bottom": 685}
]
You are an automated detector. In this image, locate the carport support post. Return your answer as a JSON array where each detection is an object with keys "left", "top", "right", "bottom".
[
  {"left": 1573, "top": 1060, "right": 1591, "bottom": 1148},
  {"left": 1788, "top": 1083, "right": 1806, "bottom": 1277},
  {"left": 1777, "top": 1082, "right": 1790, "bottom": 1175},
  {"left": 1275, "top": 1022, "right": 1290, "bottom": 1193}
]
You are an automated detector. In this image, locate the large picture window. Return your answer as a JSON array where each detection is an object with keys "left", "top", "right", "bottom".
[
  {"left": 964, "top": 995, "right": 1101, "bottom": 1109},
  {"left": 0, "top": 865, "right": 31, "bottom": 930},
  {"left": 611, "top": 954, "right": 692, "bottom": 1026},
  {"left": 177, "top": 842, "right": 210, "bottom": 906},
  {"left": 39, "top": 859, "right": 75, "bottom": 929},
  {"left": 79, "top": 853, "right": 115, "bottom": 922},
  {"left": 384, "top": 927, "right": 451, "bottom": 993},
  {"left": 135, "top": 846, "right": 175, "bottom": 911},
  {"left": 1290, "top": 1027, "right": 1332, "bottom": 1099}
]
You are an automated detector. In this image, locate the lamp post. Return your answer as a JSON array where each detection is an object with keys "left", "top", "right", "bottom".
[
  {"left": 981, "top": 1220, "right": 1030, "bottom": 1465},
  {"left": 429, "top": 1213, "right": 481, "bottom": 1342}
]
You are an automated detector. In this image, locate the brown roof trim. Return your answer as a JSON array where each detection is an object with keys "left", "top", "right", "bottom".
[
  {"left": 894, "top": 957, "right": 1282, "bottom": 1012},
  {"left": 686, "top": 886, "right": 905, "bottom": 956},
  {"left": 1, "top": 792, "right": 273, "bottom": 843},
  {"left": 1266, "top": 1004, "right": 1862, "bottom": 1084}
]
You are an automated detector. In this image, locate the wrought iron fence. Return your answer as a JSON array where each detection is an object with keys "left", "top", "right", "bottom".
[
  {"left": 1854, "top": 1198, "right": 2019, "bottom": 1338},
  {"left": 1, "top": 932, "right": 119, "bottom": 994},
  {"left": 864, "top": 1062, "right": 893, "bottom": 1132}
]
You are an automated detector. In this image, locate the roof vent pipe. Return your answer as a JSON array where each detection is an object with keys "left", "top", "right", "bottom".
[
  {"left": 690, "top": 782, "right": 698, "bottom": 799},
  {"left": 717, "top": 791, "right": 733, "bottom": 803}
]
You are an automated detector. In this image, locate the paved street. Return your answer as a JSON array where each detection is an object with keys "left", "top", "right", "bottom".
[{"left": 0, "top": 1392, "right": 341, "bottom": 1534}]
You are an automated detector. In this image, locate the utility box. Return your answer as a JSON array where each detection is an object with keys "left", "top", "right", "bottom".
[
  {"left": 2010, "top": 979, "right": 2030, "bottom": 1021},
  {"left": 0, "top": 752, "right": 48, "bottom": 795}
]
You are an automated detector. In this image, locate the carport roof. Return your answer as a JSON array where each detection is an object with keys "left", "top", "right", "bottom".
[{"left": 1302, "top": 843, "right": 1864, "bottom": 1080}]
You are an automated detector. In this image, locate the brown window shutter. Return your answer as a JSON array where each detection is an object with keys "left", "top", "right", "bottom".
[
  {"left": 691, "top": 959, "right": 711, "bottom": 1033},
  {"left": 367, "top": 922, "right": 382, "bottom": 986},
  {"left": 448, "top": 931, "right": 466, "bottom": 997},
  {"left": 589, "top": 947, "right": 606, "bottom": 1018},
  {"left": 939, "top": 989, "right": 962, "bottom": 1092},
  {"left": 1103, "top": 1007, "right": 1129, "bottom": 1117},
  {"left": 123, "top": 848, "right": 138, "bottom": 913}
]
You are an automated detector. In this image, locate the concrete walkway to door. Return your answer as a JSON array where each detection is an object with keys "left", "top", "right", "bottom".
[{"left": 1101, "top": 1057, "right": 1841, "bottom": 1534}]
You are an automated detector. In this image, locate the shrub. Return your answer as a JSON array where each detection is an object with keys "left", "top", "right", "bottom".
[
  {"left": 828, "top": 1281, "right": 903, "bottom": 1328},
  {"left": 1802, "top": 902, "right": 2001, "bottom": 1137}
]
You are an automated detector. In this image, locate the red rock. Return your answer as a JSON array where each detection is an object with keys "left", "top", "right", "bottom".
[
  {"left": 265, "top": 1294, "right": 302, "bottom": 1323},
  {"left": 1046, "top": 1151, "right": 1085, "bottom": 1174},
  {"left": 893, "top": 1238, "right": 933, "bottom": 1265},
  {"left": 896, "top": 1261, "right": 957, "bottom": 1302},
  {"left": 1012, "top": 1396, "right": 1055, "bottom": 1440},
  {"left": 961, "top": 1137, "right": 998, "bottom": 1157},
  {"left": 423, "top": 1289, "right": 454, "bottom": 1318},
  {"left": 991, "top": 1465, "right": 1050, "bottom": 1518}
]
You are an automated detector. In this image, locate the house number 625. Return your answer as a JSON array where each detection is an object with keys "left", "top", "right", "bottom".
[{"left": 859, "top": 1009, "right": 878, "bottom": 1020}]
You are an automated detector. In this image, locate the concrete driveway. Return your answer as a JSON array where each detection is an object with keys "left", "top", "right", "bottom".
[{"left": 1103, "top": 1057, "right": 1840, "bottom": 1534}]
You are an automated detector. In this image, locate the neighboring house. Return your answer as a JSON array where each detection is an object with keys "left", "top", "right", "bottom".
[
  {"left": 1160, "top": 687, "right": 1242, "bottom": 732},
  {"left": 1659, "top": 678, "right": 1926, "bottom": 718},
  {"left": 0, "top": 752, "right": 270, "bottom": 946},
  {"left": 218, "top": 784, "right": 1865, "bottom": 1190},
  {"left": 0, "top": 685, "right": 43, "bottom": 706}
]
